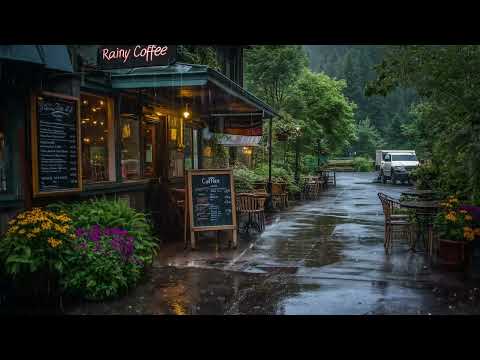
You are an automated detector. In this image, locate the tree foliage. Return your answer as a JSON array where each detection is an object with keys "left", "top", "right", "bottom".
[
  {"left": 367, "top": 45, "right": 480, "bottom": 202},
  {"left": 245, "top": 45, "right": 356, "bottom": 176}
]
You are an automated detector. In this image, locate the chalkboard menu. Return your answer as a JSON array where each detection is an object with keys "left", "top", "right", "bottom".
[
  {"left": 187, "top": 169, "right": 237, "bottom": 230},
  {"left": 32, "top": 92, "right": 81, "bottom": 196}
]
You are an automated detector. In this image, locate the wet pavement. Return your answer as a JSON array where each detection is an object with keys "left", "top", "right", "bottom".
[{"left": 66, "top": 172, "right": 480, "bottom": 315}]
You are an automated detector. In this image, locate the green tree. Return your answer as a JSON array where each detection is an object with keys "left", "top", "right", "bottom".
[
  {"left": 353, "top": 117, "right": 383, "bottom": 158},
  {"left": 245, "top": 45, "right": 308, "bottom": 110},
  {"left": 367, "top": 45, "right": 480, "bottom": 202}
]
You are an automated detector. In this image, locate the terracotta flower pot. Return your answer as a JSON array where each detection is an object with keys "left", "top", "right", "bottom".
[{"left": 438, "top": 239, "right": 468, "bottom": 270}]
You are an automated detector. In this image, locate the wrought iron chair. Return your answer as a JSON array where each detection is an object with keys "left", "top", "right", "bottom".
[{"left": 378, "top": 192, "right": 414, "bottom": 254}]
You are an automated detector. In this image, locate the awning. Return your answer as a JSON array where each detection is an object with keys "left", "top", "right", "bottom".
[
  {"left": 217, "top": 134, "right": 262, "bottom": 147},
  {"left": 0, "top": 45, "right": 73, "bottom": 72},
  {"left": 109, "top": 63, "right": 278, "bottom": 118}
]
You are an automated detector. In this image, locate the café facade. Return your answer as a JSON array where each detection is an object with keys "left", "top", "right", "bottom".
[{"left": 0, "top": 45, "right": 277, "bottom": 239}]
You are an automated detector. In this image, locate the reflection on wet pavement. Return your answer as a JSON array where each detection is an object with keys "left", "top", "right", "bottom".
[{"left": 66, "top": 172, "right": 480, "bottom": 315}]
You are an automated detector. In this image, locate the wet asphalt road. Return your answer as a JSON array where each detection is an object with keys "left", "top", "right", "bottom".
[{"left": 66, "top": 172, "right": 480, "bottom": 315}]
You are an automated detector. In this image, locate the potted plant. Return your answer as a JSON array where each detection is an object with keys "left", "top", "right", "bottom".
[{"left": 434, "top": 196, "right": 480, "bottom": 270}]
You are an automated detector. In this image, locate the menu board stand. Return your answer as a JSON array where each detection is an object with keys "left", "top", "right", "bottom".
[
  {"left": 184, "top": 169, "right": 238, "bottom": 250},
  {"left": 31, "top": 92, "right": 82, "bottom": 197}
]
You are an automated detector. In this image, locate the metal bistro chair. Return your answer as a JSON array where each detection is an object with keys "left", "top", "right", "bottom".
[
  {"left": 236, "top": 193, "right": 267, "bottom": 233},
  {"left": 378, "top": 192, "right": 414, "bottom": 254}
]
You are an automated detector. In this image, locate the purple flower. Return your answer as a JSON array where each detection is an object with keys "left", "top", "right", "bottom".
[
  {"left": 460, "top": 205, "right": 480, "bottom": 223},
  {"left": 75, "top": 228, "right": 86, "bottom": 237}
]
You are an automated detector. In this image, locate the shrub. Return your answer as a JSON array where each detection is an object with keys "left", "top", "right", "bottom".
[
  {"left": 410, "top": 163, "right": 439, "bottom": 190},
  {"left": 435, "top": 195, "right": 480, "bottom": 242},
  {"left": 62, "top": 225, "right": 144, "bottom": 300},
  {"left": 353, "top": 157, "right": 374, "bottom": 172},
  {"left": 47, "top": 198, "right": 159, "bottom": 300},
  {"left": 0, "top": 208, "right": 74, "bottom": 278},
  {"left": 254, "top": 163, "right": 300, "bottom": 194},
  {"left": 233, "top": 165, "right": 262, "bottom": 193},
  {"left": 48, "top": 198, "right": 158, "bottom": 266}
]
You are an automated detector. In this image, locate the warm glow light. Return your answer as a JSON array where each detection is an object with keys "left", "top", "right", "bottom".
[
  {"left": 156, "top": 112, "right": 162, "bottom": 116},
  {"left": 100, "top": 121, "right": 104, "bottom": 126},
  {"left": 99, "top": 100, "right": 104, "bottom": 106},
  {"left": 81, "top": 120, "right": 86, "bottom": 124},
  {"left": 83, "top": 137, "right": 91, "bottom": 144},
  {"left": 93, "top": 120, "right": 97, "bottom": 125},
  {"left": 83, "top": 100, "right": 88, "bottom": 105},
  {"left": 183, "top": 111, "right": 190, "bottom": 119},
  {"left": 92, "top": 108, "right": 97, "bottom": 112}
]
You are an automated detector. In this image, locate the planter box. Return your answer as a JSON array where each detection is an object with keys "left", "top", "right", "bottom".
[{"left": 438, "top": 238, "right": 468, "bottom": 271}]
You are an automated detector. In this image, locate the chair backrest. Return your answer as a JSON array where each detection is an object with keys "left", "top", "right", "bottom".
[
  {"left": 378, "top": 193, "right": 401, "bottom": 220},
  {"left": 272, "top": 183, "right": 283, "bottom": 194}
]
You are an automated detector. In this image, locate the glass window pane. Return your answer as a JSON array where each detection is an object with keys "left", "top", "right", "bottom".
[
  {"left": 80, "top": 93, "right": 111, "bottom": 183},
  {"left": 168, "top": 116, "right": 184, "bottom": 178},
  {"left": 184, "top": 127, "right": 193, "bottom": 170},
  {"left": 120, "top": 96, "right": 140, "bottom": 180},
  {"left": 143, "top": 122, "right": 155, "bottom": 177}
]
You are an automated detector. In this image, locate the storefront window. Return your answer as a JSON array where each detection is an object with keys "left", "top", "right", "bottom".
[
  {"left": 143, "top": 122, "right": 155, "bottom": 177},
  {"left": 184, "top": 127, "right": 193, "bottom": 170},
  {"left": 120, "top": 96, "right": 140, "bottom": 180},
  {"left": 168, "top": 116, "right": 184, "bottom": 178},
  {"left": 80, "top": 93, "right": 114, "bottom": 183},
  {"left": 184, "top": 127, "right": 199, "bottom": 171}
]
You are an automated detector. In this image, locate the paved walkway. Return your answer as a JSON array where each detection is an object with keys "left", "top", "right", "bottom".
[{"left": 67, "top": 172, "right": 480, "bottom": 315}]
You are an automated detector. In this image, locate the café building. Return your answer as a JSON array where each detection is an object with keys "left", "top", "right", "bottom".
[{"left": 0, "top": 45, "right": 277, "bottom": 240}]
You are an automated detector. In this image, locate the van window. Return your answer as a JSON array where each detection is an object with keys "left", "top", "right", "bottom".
[{"left": 392, "top": 154, "right": 417, "bottom": 161}]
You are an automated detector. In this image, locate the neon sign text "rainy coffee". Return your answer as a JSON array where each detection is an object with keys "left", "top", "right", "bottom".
[{"left": 97, "top": 45, "right": 177, "bottom": 69}]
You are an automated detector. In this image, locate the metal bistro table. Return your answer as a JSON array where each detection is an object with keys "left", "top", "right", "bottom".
[
  {"left": 400, "top": 200, "right": 440, "bottom": 256},
  {"left": 401, "top": 189, "right": 437, "bottom": 200}
]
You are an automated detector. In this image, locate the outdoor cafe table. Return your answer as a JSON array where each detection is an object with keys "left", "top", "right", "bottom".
[
  {"left": 400, "top": 200, "right": 440, "bottom": 256},
  {"left": 401, "top": 189, "right": 437, "bottom": 200}
]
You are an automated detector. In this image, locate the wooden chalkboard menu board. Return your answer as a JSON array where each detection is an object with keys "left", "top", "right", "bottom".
[
  {"left": 31, "top": 92, "right": 82, "bottom": 197},
  {"left": 185, "top": 169, "right": 237, "bottom": 249}
]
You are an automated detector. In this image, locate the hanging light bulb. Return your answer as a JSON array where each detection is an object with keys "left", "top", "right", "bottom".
[{"left": 183, "top": 104, "right": 190, "bottom": 119}]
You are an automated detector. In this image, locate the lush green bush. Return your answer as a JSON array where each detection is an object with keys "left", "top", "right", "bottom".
[
  {"left": 62, "top": 225, "right": 144, "bottom": 300},
  {"left": 254, "top": 163, "right": 300, "bottom": 194},
  {"left": 46, "top": 198, "right": 159, "bottom": 300},
  {"left": 410, "top": 163, "right": 439, "bottom": 190},
  {"left": 48, "top": 198, "right": 158, "bottom": 266},
  {"left": 233, "top": 165, "right": 262, "bottom": 193},
  {"left": 353, "top": 157, "right": 374, "bottom": 172}
]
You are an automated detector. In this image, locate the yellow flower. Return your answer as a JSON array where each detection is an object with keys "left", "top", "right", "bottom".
[
  {"left": 8, "top": 219, "right": 16, "bottom": 225},
  {"left": 32, "top": 227, "right": 41, "bottom": 234},
  {"left": 445, "top": 212, "right": 457, "bottom": 222},
  {"left": 41, "top": 222, "right": 52, "bottom": 230},
  {"left": 465, "top": 215, "right": 473, "bottom": 222},
  {"left": 26, "top": 233, "right": 34, "bottom": 239},
  {"left": 464, "top": 228, "right": 475, "bottom": 241},
  {"left": 18, "top": 229, "right": 25, "bottom": 235},
  {"left": 47, "top": 237, "right": 62, "bottom": 248}
]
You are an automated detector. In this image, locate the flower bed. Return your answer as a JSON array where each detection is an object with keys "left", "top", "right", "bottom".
[{"left": 0, "top": 199, "right": 159, "bottom": 303}]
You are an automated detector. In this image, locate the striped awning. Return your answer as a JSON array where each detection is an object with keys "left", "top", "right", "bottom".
[{"left": 217, "top": 134, "right": 262, "bottom": 147}]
